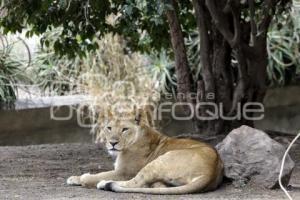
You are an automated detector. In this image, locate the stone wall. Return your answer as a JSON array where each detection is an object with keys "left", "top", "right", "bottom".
[
  {"left": 161, "top": 85, "right": 300, "bottom": 136},
  {"left": 0, "top": 96, "right": 91, "bottom": 146},
  {"left": 254, "top": 85, "right": 300, "bottom": 134},
  {"left": 0, "top": 86, "right": 299, "bottom": 146}
]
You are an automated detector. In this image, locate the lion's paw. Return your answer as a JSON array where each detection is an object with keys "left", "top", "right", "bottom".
[
  {"left": 97, "top": 180, "right": 113, "bottom": 190},
  {"left": 66, "top": 176, "right": 81, "bottom": 186}
]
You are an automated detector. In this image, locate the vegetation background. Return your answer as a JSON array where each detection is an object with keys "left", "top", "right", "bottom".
[{"left": 0, "top": 0, "right": 299, "bottom": 135}]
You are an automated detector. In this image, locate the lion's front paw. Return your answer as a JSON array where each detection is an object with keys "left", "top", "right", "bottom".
[
  {"left": 67, "top": 176, "right": 81, "bottom": 186},
  {"left": 79, "top": 173, "right": 95, "bottom": 187},
  {"left": 97, "top": 180, "right": 113, "bottom": 190}
]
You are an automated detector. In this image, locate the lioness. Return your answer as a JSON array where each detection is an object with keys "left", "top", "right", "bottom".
[{"left": 67, "top": 112, "right": 223, "bottom": 194}]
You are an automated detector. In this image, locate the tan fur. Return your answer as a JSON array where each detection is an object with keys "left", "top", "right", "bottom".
[{"left": 67, "top": 116, "right": 223, "bottom": 194}]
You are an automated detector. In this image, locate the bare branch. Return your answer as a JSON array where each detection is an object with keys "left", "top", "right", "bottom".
[
  {"left": 206, "top": 0, "right": 244, "bottom": 48},
  {"left": 229, "top": 46, "right": 248, "bottom": 115},
  {"left": 197, "top": 80, "right": 205, "bottom": 105},
  {"left": 258, "top": 0, "right": 276, "bottom": 36},
  {"left": 192, "top": 0, "right": 215, "bottom": 96},
  {"left": 248, "top": 0, "right": 257, "bottom": 46},
  {"left": 205, "top": 0, "right": 234, "bottom": 45},
  {"left": 192, "top": 0, "right": 210, "bottom": 54},
  {"left": 229, "top": 0, "right": 242, "bottom": 47},
  {"left": 229, "top": 79, "right": 245, "bottom": 115}
]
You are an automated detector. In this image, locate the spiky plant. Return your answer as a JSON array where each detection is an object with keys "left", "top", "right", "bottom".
[
  {"left": 267, "top": 5, "right": 300, "bottom": 86},
  {"left": 146, "top": 50, "right": 176, "bottom": 96},
  {"left": 0, "top": 34, "right": 28, "bottom": 108}
]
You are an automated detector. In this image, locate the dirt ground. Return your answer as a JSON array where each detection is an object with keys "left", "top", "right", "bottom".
[{"left": 0, "top": 142, "right": 299, "bottom": 200}]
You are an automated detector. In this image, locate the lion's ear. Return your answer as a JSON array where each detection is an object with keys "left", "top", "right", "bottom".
[
  {"left": 135, "top": 108, "right": 142, "bottom": 125},
  {"left": 143, "top": 105, "right": 155, "bottom": 127},
  {"left": 134, "top": 106, "right": 155, "bottom": 127}
]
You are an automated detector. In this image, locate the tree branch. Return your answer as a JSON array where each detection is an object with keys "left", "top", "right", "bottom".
[{"left": 192, "top": 0, "right": 215, "bottom": 97}]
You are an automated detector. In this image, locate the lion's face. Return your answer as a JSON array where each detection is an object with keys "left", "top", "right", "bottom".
[{"left": 96, "top": 119, "right": 140, "bottom": 156}]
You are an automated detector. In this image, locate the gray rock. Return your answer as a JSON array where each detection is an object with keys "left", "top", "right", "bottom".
[{"left": 216, "top": 125, "right": 295, "bottom": 189}]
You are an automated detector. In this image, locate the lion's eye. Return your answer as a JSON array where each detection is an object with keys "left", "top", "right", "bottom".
[
  {"left": 107, "top": 127, "right": 112, "bottom": 131},
  {"left": 122, "top": 128, "right": 129, "bottom": 133}
]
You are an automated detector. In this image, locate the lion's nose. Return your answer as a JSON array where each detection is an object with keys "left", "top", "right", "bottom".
[{"left": 110, "top": 141, "right": 118, "bottom": 147}]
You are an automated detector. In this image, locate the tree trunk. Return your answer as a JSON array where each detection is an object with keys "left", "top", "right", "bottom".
[
  {"left": 190, "top": 0, "right": 271, "bottom": 135},
  {"left": 164, "top": 0, "right": 278, "bottom": 135},
  {"left": 165, "top": 0, "right": 192, "bottom": 104},
  {"left": 192, "top": 0, "right": 234, "bottom": 135}
]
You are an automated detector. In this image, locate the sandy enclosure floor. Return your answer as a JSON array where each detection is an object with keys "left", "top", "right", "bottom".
[{"left": 0, "top": 143, "right": 299, "bottom": 200}]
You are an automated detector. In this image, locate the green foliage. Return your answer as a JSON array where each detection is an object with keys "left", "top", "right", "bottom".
[
  {"left": 1, "top": 0, "right": 296, "bottom": 92},
  {"left": 27, "top": 28, "right": 81, "bottom": 95},
  {"left": 267, "top": 7, "right": 300, "bottom": 86},
  {"left": 0, "top": 0, "right": 196, "bottom": 57},
  {"left": 31, "top": 30, "right": 159, "bottom": 98},
  {"left": 185, "top": 11, "right": 300, "bottom": 87},
  {"left": 1, "top": 0, "right": 112, "bottom": 57},
  {"left": 147, "top": 50, "right": 176, "bottom": 95},
  {"left": 0, "top": 35, "right": 28, "bottom": 107},
  {"left": 31, "top": 50, "right": 81, "bottom": 95}
]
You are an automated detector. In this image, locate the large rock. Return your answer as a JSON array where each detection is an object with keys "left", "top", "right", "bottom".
[{"left": 216, "top": 125, "right": 295, "bottom": 189}]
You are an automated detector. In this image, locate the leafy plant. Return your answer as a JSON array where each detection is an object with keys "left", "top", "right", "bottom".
[
  {"left": 146, "top": 50, "right": 176, "bottom": 95},
  {"left": 31, "top": 30, "right": 161, "bottom": 103},
  {"left": 0, "top": 34, "right": 28, "bottom": 108},
  {"left": 267, "top": 8, "right": 300, "bottom": 86},
  {"left": 185, "top": 30, "right": 201, "bottom": 82},
  {"left": 30, "top": 50, "right": 82, "bottom": 96},
  {"left": 30, "top": 30, "right": 167, "bottom": 128}
]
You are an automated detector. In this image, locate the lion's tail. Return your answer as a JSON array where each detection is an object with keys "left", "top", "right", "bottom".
[{"left": 109, "top": 175, "right": 212, "bottom": 195}]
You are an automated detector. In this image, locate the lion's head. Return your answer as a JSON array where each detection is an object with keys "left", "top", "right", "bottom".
[
  {"left": 94, "top": 107, "right": 154, "bottom": 156},
  {"left": 98, "top": 118, "right": 141, "bottom": 156}
]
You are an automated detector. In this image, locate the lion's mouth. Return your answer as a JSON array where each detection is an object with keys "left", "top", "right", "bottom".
[{"left": 108, "top": 148, "right": 121, "bottom": 151}]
